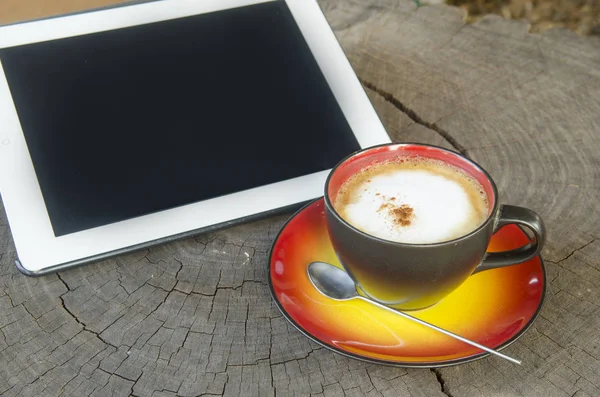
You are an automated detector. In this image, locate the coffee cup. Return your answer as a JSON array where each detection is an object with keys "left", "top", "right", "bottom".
[{"left": 324, "top": 143, "right": 545, "bottom": 310}]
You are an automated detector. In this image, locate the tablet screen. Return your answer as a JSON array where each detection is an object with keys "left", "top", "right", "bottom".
[{"left": 0, "top": 1, "right": 360, "bottom": 237}]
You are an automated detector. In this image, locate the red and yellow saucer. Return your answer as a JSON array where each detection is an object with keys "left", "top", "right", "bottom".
[{"left": 269, "top": 198, "right": 545, "bottom": 367}]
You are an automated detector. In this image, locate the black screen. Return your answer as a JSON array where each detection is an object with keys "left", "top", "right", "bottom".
[{"left": 0, "top": 1, "right": 360, "bottom": 236}]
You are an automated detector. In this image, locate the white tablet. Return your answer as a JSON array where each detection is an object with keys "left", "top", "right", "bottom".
[{"left": 0, "top": 0, "right": 390, "bottom": 275}]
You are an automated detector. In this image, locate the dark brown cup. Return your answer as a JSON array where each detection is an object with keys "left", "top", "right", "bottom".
[{"left": 324, "top": 143, "right": 546, "bottom": 310}]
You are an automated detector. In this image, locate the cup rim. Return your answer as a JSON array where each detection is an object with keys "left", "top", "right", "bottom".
[{"left": 324, "top": 142, "right": 500, "bottom": 247}]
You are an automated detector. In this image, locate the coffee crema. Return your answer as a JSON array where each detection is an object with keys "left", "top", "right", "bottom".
[{"left": 333, "top": 157, "right": 489, "bottom": 244}]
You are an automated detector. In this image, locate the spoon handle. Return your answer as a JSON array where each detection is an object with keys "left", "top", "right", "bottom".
[{"left": 360, "top": 297, "right": 522, "bottom": 365}]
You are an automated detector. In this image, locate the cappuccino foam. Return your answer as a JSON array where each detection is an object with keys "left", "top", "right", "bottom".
[{"left": 333, "top": 158, "right": 489, "bottom": 244}]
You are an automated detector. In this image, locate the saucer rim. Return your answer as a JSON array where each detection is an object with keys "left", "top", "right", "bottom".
[{"left": 268, "top": 198, "right": 547, "bottom": 368}]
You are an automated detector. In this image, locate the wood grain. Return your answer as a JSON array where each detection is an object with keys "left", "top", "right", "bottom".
[{"left": 1, "top": 0, "right": 600, "bottom": 395}]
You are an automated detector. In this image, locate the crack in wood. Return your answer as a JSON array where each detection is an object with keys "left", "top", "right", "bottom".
[
  {"left": 244, "top": 302, "right": 250, "bottom": 347},
  {"left": 364, "top": 369, "right": 377, "bottom": 393},
  {"left": 2, "top": 383, "right": 18, "bottom": 397},
  {"left": 268, "top": 317, "right": 276, "bottom": 394},
  {"left": 141, "top": 250, "right": 157, "bottom": 265},
  {"left": 209, "top": 372, "right": 228, "bottom": 397},
  {"left": 153, "top": 387, "right": 180, "bottom": 395},
  {"left": 554, "top": 239, "right": 597, "bottom": 264},
  {"left": 193, "top": 235, "right": 221, "bottom": 247},
  {"left": 45, "top": 329, "right": 85, "bottom": 357},
  {"left": 0, "top": 307, "right": 29, "bottom": 331},
  {"left": 225, "top": 358, "right": 271, "bottom": 368},
  {"left": 359, "top": 78, "right": 469, "bottom": 156},
  {"left": 173, "top": 258, "right": 183, "bottom": 281},
  {"left": 147, "top": 281, "right": 176, "bottom": 294},
  {"left": 20, "top": 302, "right": 39, "bottom": 320},
  {"left": 270, "top": 347, "right": 322, "bottom": 366},
  {"left": 171, "top": 280, "right": 267, "bottom": 298},
  {"left": 99, "top": 367, "right": 139, "bottom": 384},
  {"left": 431, "top": 368, "right": 453, "bottom": 397},
  {"left": 19, "top": 361, "right": 59, "bottom": 389},
  {"left": 56, "top": 273, "right": 119, "bottom": 350},
  {"left": 4, "top": 289, "right": 15, "bottom": 307},
  {"left": 19, "top": 341, "right": 111, "bottom": 395}
]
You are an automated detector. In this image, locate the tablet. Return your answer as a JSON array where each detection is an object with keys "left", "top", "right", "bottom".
[{"left": 0, "top": 0, "right": 390, "bottom": 275}]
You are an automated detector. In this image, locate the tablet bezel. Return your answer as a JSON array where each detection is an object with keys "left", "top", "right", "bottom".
[{"left": 0, "top": 0, "right": 391, "bottom": 275}]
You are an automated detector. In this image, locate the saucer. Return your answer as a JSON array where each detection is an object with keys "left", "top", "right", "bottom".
[{"left": 268, "top": 198, "right": 545, "bottom": 367}]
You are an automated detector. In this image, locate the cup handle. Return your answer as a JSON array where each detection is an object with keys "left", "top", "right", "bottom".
[{"left": 473, "top": 205, "right": 546, "bottom": 274}]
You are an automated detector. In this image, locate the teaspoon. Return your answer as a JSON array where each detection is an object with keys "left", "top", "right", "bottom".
[{"left": 307, "top": 261, "right": 521, "bottom": 365}]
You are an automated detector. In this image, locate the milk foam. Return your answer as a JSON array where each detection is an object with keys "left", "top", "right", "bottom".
[{"left": 335, "top": 160, "right": 488, "bottom": 244}]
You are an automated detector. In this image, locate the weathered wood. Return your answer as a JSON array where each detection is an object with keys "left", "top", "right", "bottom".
[{"left": 1, "top": 0, "right": 600, "bottom": 396}]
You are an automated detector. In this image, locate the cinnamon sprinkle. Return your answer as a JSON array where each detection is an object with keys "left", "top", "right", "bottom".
[
  {"left": 377, "top": 203, "right": 390, "bottom": 212},
  {"left": 377, "top": 202, "right": 414, "bottom": 226},
  {"left": 391, "top": 204, "right": 414, "bottom": 226}
]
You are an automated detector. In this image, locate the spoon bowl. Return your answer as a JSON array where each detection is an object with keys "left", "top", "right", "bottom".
[{"left": 307, "top": 261, "right": 358, "bottom": 300}]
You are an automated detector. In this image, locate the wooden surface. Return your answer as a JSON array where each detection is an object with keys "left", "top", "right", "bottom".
[
  {"left": 0, "top": 0, "right": 126, "bottom": 25},
  {"left": 1, "top": 0, "right": 600, "bottom": 395}
]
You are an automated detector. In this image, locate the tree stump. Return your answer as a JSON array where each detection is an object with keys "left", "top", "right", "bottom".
[{"left": 1, "top": 1, "right": 599, "bottom": 396}]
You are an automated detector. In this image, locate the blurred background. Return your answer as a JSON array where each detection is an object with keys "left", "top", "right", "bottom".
[
  {"left": 444, "top": 0, "right": 599, "bottom": 35},
  {"left": 1, "top": 0, "right": 598, "bottom": 36}
]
